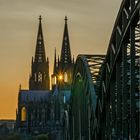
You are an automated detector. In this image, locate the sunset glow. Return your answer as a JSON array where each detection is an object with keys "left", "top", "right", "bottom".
[{"left": 0, "top": 0, "right": 122, "bottom": 119}]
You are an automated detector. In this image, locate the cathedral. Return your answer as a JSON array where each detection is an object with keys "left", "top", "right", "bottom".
[{"left": 15, "top": 16, "right": 74, "bottom": 136}]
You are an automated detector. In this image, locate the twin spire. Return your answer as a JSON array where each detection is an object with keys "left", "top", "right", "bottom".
[
  {"left": 53, "top": 16, "right": 73, "bottom": 74},
  {"left": 60, "top": 16, "right": 72, "bottom": 69},
  {"left": 53, "top": 48, "right": 57, "bottom": 74},
  {"left": 51, "top": 16, "right": 74, "bottom": 90},
  {"left": 34, "top": 15, "right": 72, "bottom": 67},
  {"left": 30, "top": 15, "right": 73, "bottom": 90},
  {"left": 34, "top": 15, "right": 46, "bottom": 63}
]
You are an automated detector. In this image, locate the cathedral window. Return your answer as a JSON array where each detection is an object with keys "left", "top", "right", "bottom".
[
  {"left": 52, "top": 75, "right": 56, "bottom": 85},
  {"left": 39, "top": 41, "right": 41, "bottom": 45},
  {"left": 38, "top": 72, "right": 42, "bottom": 82},
  {"left": 21, "top": 107, "right": 27, "bottom": 121},
  {"left": 38, "top": 34, "right": 42, "bottom": 40},
  {"left": 38, "top": 56, "right": 42, "bottom": 62},
  {"left": 65, "top": 42, "right": 67, "bottom": 46},
  {"left": 44, "top": 72, "right": 46, "bottom": 80},
  {"left": 54, "top": 76, "right": 57, "bottom": 84},
  {"left": 64, "top": 72, "right": 68, "bottom": 83},
  {"left": 64, "top": 36, "right": 67, "bottom": 41},
  {"left": 34, "top": 73, "right": 37, "bottom": 82}
]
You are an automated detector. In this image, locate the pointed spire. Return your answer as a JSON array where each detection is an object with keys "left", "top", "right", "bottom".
[
  {"left": 29, "top": 16, "right": 50, "bottom": 90},
  {"left": 53, "top": 48, "right": 57, "bottom": 74},
  {"left": 47, "top": 57, "right": 49, "bottom": 62},
  {"left": 39, "top": 15, "right": 42, "bottom": 22},
  {"left": 34, "top": 15, "right": 46, "bottom": 63},
  {"left": 32, "top": 57, "right": 34, "bottom": 65},
  {"left": 58, "top": 55, "right": 60, "bottom": 62},
  {"left": 19, "top": 84, "right": 22, "bottom": 91},
  {"left": 65, "top": 16, "right": 68, "bottom": 24},
  {"left": 73, "top": 55, "right": 75, "bottom": 64},
  {"left": 58, "top": 55, "right": 60, "bottom": 70},
  {"left": 60, "top": 16, "right": 72, "bottom": 68}
]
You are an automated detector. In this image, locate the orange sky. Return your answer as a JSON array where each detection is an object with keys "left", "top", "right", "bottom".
[{"left": 0, "top": 0, "right": 122, "bottom": 119}]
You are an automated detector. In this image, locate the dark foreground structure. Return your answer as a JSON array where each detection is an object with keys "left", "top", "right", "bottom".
[
  {"left": 69, "top": 0, "right": 140, "bottom": 140},
  {"left": 0, "top": 120, "right": 15, "bottom": 135},
  {"left": 15, "top": 16, "right": 74, "bottom": 139},
  {"left": 16, "top": 0, "right": 140, "bottom": 140}
]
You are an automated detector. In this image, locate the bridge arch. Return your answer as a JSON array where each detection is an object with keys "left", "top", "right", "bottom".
[
  {"left": 70, "top": 1, "right": 140, "bottom": 139},
  {"left": 97, "top": 1, "right": 140, "bottom": 139},
  {"left": 70, "top": 55, "right": 105, "bottom": 140}
]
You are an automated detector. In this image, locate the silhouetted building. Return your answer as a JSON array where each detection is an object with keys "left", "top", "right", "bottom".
[
  {"left": 51, "top": 16, "right": 74, "bottom": 90},
  {"left": 16, "top": 16, "right": 51, "bottom": 134},
  {"left": 51, "top": 17, "right": 74, "bottom": 140},
  {"left": 16, "top": 90, "right": 52, "bottom": 134},
  {"left": 0, "top": 120, "right": 15, "bottom": 136},
  {"left": 29, "top": 16, "right": 50, "bottom": 90},
  {"left": 16, "top": 16, "right": 74, "bottom": 138}
]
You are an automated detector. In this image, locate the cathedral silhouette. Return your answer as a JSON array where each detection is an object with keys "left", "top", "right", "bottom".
[{"left": 15, "top": 16, "right": 74, "bottom": 136}]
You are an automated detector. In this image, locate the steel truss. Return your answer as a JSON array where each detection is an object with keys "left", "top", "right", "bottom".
[
  {"left": 70, "top": 55, "right": 105, "bottom": 140},
  {"left": 70, "top": 0, "right": 140, "bottom": 140},
  {"left": 96, "top": 0, "right": 140, "bottom": 139}
]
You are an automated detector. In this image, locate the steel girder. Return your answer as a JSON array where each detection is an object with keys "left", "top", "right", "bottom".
[
  {"left": 96, "top": 0, "right": 140, "bottom": 140},
  {"left": 69, "top": 1, "right": 140, "bottom": 140},
  {"left": 70, "top": 55, "right": 105, "bottom": 140}
]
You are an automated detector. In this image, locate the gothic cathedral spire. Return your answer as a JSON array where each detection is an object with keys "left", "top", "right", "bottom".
[
  {"left": 34, "top": 15, "right": 46, "bottom": 63},
  {"left": 60, "top": 16, "right": 72, "bottom": 69},
  {"left": 58, "top": 16, "right": 73, "bottom": 89},
  {"left": 51, "top": 16, "right": 74, "bottom": 90},
  {"left": 29, "top": 16, "right": 50, "bottom": 90},
  {"left": 53, "top": 48, "right": 57, "bottom": 74}
]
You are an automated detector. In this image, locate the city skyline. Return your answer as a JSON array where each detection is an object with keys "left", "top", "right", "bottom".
[{"left": 0, "top": 0, "right": 122, "bottom": 119}]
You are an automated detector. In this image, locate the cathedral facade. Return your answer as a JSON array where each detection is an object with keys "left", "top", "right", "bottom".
[
  {"left": 15, "top": 16, "right": 74, "bottom": 136},
  {"left": 16, "top": 16, "right": 51, "bottom": 134}
]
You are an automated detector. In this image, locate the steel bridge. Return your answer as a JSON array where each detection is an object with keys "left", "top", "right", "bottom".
[{"left": 68, "top": 0, "right": 140, "bottom": 140}]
